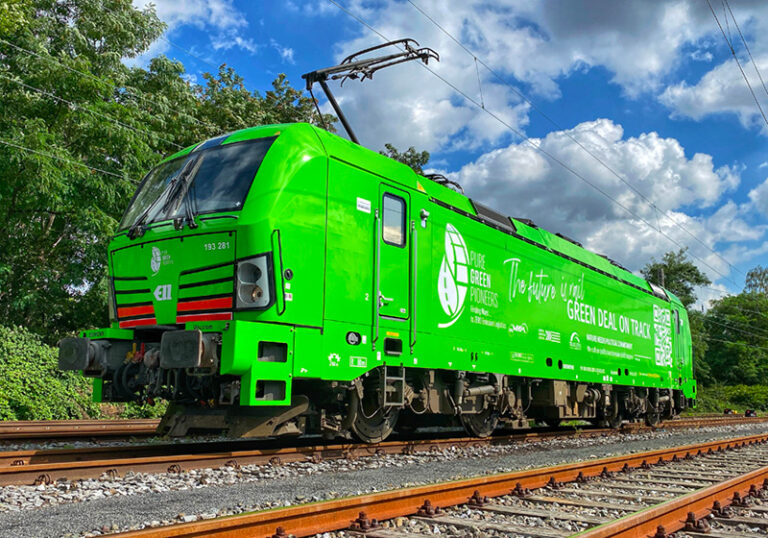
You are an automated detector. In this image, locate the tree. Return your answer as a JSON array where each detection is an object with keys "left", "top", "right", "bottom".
[
  {"left": 380, "top": 143, "right": 430, "bottom": 174},
  {"left": 703, "top": 292, "right": 768, "bottom": 385},
  {"left": 0, "top": 0, "right": 334, "bottom": 342},
  {"left": 641, "top": 248, "right": 711, "bottom": 308},
  {"left": 745, "top": 265, "right": 768, "bottom": 295}
]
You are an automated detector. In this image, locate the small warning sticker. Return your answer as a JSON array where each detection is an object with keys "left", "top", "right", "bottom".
[{"left": 356, "top": 197, "right": 371, "bottom": 213}]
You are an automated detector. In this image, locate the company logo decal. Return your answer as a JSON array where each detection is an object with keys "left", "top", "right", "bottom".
[
  {"left": 509, "top": 322, "right": 528, "bottom": 335},
  {"left": 150, "top": 247, "right": 162, "bottom": 275},
  {"left": 438, "top": 223, "right": 469, "bottom": 328},
  {"left": 153, "top": 284, "right": 172, "bottom": 302},
  {"left": 569, "top": 331, "right": 582, "bottom": 350},
  {"left": 150, "top": 247, "right": 172, "bottom": 275}
]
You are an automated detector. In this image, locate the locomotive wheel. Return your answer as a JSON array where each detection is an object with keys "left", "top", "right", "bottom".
[
  {"left": 460, "top": 407, "right": 499, "bottom": 438},
  {"left": 349, "top": 375, "right": 399, "bottom": 444},
  {"left": 645, "top": 411, "right": 661, "bottom": 427}
]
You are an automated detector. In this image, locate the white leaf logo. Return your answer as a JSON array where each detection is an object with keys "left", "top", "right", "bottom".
[
  {"left": 438, "top": 223, "right": 468, "bottom": 328},
  {"left": 150, "top": 247, "right": 162, "bottom": 275}
]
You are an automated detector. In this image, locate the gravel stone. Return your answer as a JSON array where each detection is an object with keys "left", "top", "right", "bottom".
[{"left": 0, "top": 423, "right": 766, "bottom": 537}]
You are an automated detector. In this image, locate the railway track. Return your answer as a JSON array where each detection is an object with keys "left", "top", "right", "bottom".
[
  {"left": 0, "top": 415, "right": 766, "bottom": 487},
  {"left": 109, "top": 431, "right": 768, "bottom": 537},
  {"left": 0, "top": 419, "right": 159, "bottom": 440}
]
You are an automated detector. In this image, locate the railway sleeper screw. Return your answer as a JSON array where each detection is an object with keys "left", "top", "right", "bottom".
[
  {"left": 546, "top": 476, "right": 563, "bottom": 489},
  {"left": 683, "top": 512, "right": 711, "bottom": 532},
  {"left": 652, "top": 525, "right": 668, "bottom": 538},
  {"left": 309, "top": 454, "right": 323, "bottom": 464},
  {"left": 640, "top": 460, "right": 651, "bottom": 470},
  {"left": 468, "top": 490, "right": 489, "bottom": 506},
  {"left": 749, "top": 484, "right": 760, "bottom": 498},
  {"left": 656, "top": 457, "right": 667, "bottom": 466},
  {"left": 224, "top": 460, "right": 240, "bottom": 470},
  {"left": 763, "top": 479, "right": 768, "bottom": 490},
  {"left": 511, "top": 482, "right": 530, "bottom": 497},
  {"left": 270, "top": 456, "right": 283, "bottom": 466},
  {"left": 600, "top": 467, "right": 614, "bottom": 479},
  {"left": 349, "top": 511, "right": 379, "bottom": 532},
  {"left": 621, "top": 463, "right": 631, "bottom": 473},
  {"left": 402, "top": 445, "right": 416, "bottom": 456},
  {"left": 167, "top": 464, "right": 182, "bottom": 474},
  {"left": 711, "top": 500, "right": 732, "bottom": 518},
  {"left": 417, "top": 499, "right": 443, "bottom": 518},
  {"left": 671, "top": 455, "right": 680, "bottom": 463},
  {"left": 576, "top": 472, "right": 588, "bottom": 484},
  {"left": 732, "top": 491, "right": 751, "bottom": 507},
  {"left": 11, "top": 459, "right": 25, "bottom": 466},
  {"left": 104, "top": 468, "right": 119, "bottom": 480},
  {"left": 684, "top": 452, "right": 694, "bottom": 461},
  {"left": 271, "top": 526, "right": 291, "bottom": 538},
  {"left": 34, "top": 473, "right": 52, "bottom": 486}
]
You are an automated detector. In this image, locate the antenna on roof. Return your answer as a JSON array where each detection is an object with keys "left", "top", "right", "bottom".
[{"left": 302, "top": 38, "right": 439, "bottom": 144}]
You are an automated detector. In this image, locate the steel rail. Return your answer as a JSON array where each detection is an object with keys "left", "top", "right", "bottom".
[
  {"left": 0, "top": 416, "right": 765, "bottom": 486},
  {"left": 0, "top": 419, "right": 159, "bottom": 439},
  {"left": 577, "top": 462, "right": 768, "bottom": 537},
  {"left": 111, "top": 432, "right": 768, "bottom": 538}
]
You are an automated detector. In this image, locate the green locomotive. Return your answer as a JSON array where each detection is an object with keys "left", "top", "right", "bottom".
[{"left": 59, "top": 122, "right": 696, "bottom": 442}]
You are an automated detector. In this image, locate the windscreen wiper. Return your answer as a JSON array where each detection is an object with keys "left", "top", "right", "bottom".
[
  {"left": 165, "top": 155, "right": 203, "bottom": 231},
  {"left": 127, "top": 155, "right": 200, "bottom": 240}
]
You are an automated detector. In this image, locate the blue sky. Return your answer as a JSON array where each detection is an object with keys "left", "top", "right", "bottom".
[{"left": 132, "top": 0, "right": 768, "bottom": 307}]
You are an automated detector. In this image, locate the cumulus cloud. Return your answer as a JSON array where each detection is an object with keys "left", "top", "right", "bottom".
[
  {"left": 748, "top": 177, "right": 768, "bottom": 215},
  {"left": 447, "top": 119, "right": 756, "bottom": 281}
]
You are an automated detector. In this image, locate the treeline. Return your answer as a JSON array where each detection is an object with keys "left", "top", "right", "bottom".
[
  {"left": 643, "top": 249, "right": 768, "bottom": 387},
  {"left": 0, "top": 0, "right": 335, "bottom": 343}
]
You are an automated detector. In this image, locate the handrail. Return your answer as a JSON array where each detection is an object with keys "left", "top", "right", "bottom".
[
  {"left": 410, "top": 220, "right": 417, "bottom": 352},
  {"left": 373, "top": 208, "right": 381, "bottom": 350},
  {"left": 271, "top": 229, "right": 286, "bottom": 316}
]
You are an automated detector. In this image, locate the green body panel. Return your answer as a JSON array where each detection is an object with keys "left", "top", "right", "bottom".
[{"left": 91, "top": 122, "right": 695, "bottom": 406}]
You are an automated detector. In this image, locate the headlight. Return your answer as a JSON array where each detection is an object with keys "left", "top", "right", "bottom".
[{"left": 236, "top": 254, "right": 273, "bottom": 309}]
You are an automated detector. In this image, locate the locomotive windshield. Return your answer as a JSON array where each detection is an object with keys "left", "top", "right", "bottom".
[{"left": 119, "top": 136, "right": 276, "bottom": 230}]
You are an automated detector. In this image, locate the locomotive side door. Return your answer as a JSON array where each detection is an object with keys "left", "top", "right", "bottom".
[{"left": 376, "top": 184, "right": 411, "bottom": 323}]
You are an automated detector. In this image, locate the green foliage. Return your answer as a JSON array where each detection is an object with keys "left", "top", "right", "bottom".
[
  {"left": 119, "top": 400, "right": 168, "bottom": 419},
  {"left": 641, "top": 248, "right": 711, "bottom": 308},
  {"left": 0, "top": 325, "right": 99, "bottom": 419},
  {"left": 0, "top": 0, "right": 334, "bottom": 343},
  {"left": 745, "top": 265, "right": 768, "bottom": 295},
  {"left": 380, "top": 143, "right": 430, "bottom": 174},
  {"left": 694, "top": 385, "right": 768, "bottom": 413},
  {"left": 702, "top": 292, "right": 768, "bottom": 386}
]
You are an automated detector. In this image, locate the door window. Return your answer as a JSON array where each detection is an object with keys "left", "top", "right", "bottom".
[{"left": 382, "top": 194, "right": 406, "bottom": 247}]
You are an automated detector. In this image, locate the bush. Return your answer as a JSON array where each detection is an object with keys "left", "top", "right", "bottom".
[
  {"left": 0, "top": 325, "right": 100, "bottom": 420},
  {"left": 694, "top": 384, "right": 768, "bottom": 413}
]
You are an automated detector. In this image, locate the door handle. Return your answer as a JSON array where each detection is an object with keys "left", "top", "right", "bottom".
[{"left": 379, "top": 293, "right": 394, "bottom": 306}]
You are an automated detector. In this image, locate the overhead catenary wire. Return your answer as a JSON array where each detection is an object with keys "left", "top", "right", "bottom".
[
  {"left": 405, "top": 0, "right": 746, "bottom": 280},
  {"left": 722, "top": 0, "right": 768, "bottom": 100},
  {"left": 0, "top": 72, "right": 184, "bottom": 150},
  {"left": 0, "top": 138, "right": 134, "bottom": 182},
  {"left": 326, "top": 0, "right": 740, "bottom": 288},
  {"left": 706, "top": 0, "right": 768, "bottom": 131}
]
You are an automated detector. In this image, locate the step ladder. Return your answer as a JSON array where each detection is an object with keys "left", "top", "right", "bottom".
[{"left": 382, "top": 365, "right": 405, "bottom": 408}]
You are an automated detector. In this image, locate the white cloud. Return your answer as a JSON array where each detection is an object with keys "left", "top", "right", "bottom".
[
  {"left": 447, "top": 119, "right": 757, "bottom": 283},
  {"left": 211, "top": 35, "right": 260, "bottom": 54},
  {"left": 133, "top": 0, "right": 246, "bottom": 31},
  {"left": 748, "top": 177, "right": 768, "bottom": 215},
  {"left": 270, "top": 39, "right": 295, "bottom": 64}
]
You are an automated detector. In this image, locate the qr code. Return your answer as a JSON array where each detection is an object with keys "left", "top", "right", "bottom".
[{"left": 653, "top": 305, "right": 672, "bottom": 367}]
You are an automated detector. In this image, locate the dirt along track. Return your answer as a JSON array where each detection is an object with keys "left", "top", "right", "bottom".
[
  {"left": 0, "top": 415, "right": 766, "bottom": 488},
  {"left": 106, "top": 431, "right": 768, "bottom": 538}
]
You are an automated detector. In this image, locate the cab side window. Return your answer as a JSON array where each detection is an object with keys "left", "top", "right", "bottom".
[{"left": 382, "top": 194, "right": 406, "bottom": 247}]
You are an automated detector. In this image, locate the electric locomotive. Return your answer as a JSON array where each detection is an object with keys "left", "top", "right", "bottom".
[{"left": 59, "top": 122, "right": 696, "bottom": 442}]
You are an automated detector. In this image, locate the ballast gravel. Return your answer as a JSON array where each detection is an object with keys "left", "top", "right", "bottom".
[{"left": 1, "top": 423, "right": 767, "bottom": 537}]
